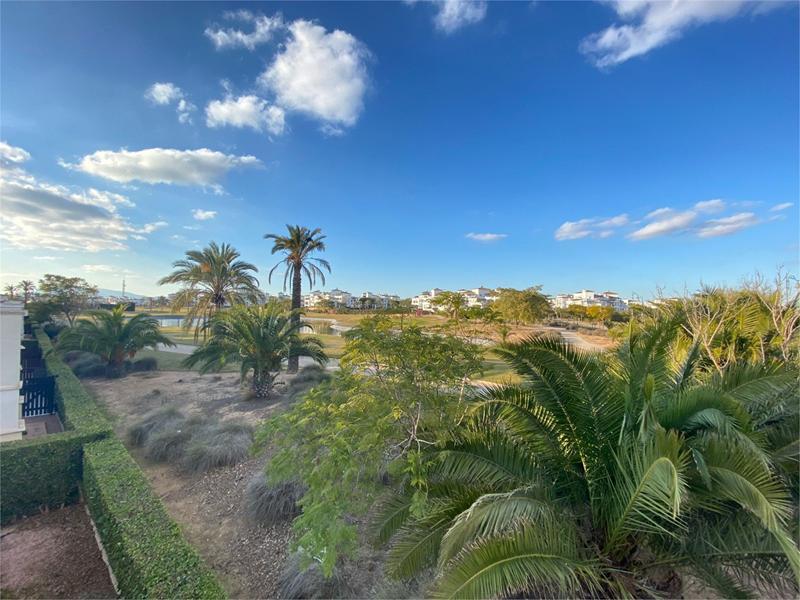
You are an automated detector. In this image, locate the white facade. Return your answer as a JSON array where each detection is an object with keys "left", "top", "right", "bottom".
[
  {"left": 0, "top": 300, "right": 25, "bottom": 441},
  {"left": 552, "top": 289, "right": 628, "bottom": 312},
  {"left": 412, "top": 287, "right": 499, "bottom": 312},
  {"left": 302, "top": 288, "right": 353, "bottom": 309}
]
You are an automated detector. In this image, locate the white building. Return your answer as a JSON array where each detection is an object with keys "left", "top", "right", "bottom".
[
  {"left": 0, "top": 300, "right": 26, "bottom": 441},
  {"left": 357, "top": 292, "right": 400, "bottom": 310},
  {"left": 552, "top": 289, "right": 628, "bottom": 312},
  {"left": 412, "top": 287, "right": 499, "bottom": 312},
  {"left": 411, "top": 288, "right": 444, "bottom": 312},
  {"left": 302, "top": 288, "right": 353, "bottom": 309}
]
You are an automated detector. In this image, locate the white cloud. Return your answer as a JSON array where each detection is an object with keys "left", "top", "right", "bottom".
[
  {"left": 554, "top": 213, "right": 629, "bottom": 240},
  {"left": 145, "top": 82, "right": 196, "bottom": 124},
  {"left": 433, "top": 0, "right": 488, "bottom": 34},
  {"left": 140, "top": 221, "right": 168, "bottom": 233},
  {"left": 145, "top": 82, "right": 183, "bottom": 105},
  {"left": 259, "top": 20, "right": 370, "bottom": 129},
  {"left": 205, "top": 10, "right": 284, "bottom": 51},
  {"left": 0, "top": 166, "right": 159, "bottom": 252},
  {"left": 0, "top": 141, "right": 31, "bottom": 164},
  {"left": 33, "top": 256, "right": 58, "bottom": 260},
  {"left": 697, "top": 212, "right": 759, "bottom": 238},
  {"left": 580, "top": 1, "right": 776, "bottom": 69},
  {"left": 205, "top": 95, "right": 285, "bottom": 135},
  {"left": 62, "top": 148, "right": 260, "bottom": 191},
  {"left": 694, "top": 198, "right": 726, "bottom": 213},
  {"left": 83, "top": 264, "right": 114, "bottom": 273},
  {"left": 465, "top": 232, "right": 507, "bottom": 242},
  {"left": 192, "top": 209, "right": 217, "bottom": 221},
  {"left": 628, "top": 209, "right": 696, "bottom": 240},
  {"left": 770, "top": 202, "right": 794, "bottom": 212}
]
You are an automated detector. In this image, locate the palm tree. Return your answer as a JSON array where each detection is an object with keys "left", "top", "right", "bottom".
[
  {"left": 59, "top": 305, "right": 174, "bottom": 374},
  {"left": 3, "top": 284, "right": 17, "bottom": 299},
  {"left": 374, "top": 324, "right": 799, "bottom": 598},
  {"left": 182, "top": 303, "right": 327, "bottom": 398},
  {"left": 265, "top": 226, "right": 330, "bottom": 373},
  {"left": 19, "top": 280, "right": 35, "bottom": 304},
  {"left": 158, "top": 242, "right": 263, "bottom": 339}
]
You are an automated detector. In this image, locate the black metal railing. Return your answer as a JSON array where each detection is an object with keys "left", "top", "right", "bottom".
[
  {"left": 18, "top": 338, "right": 57, "bottom": 417},
  {"left": 21, "top": 376, "right": 56, "bottom": 417}
]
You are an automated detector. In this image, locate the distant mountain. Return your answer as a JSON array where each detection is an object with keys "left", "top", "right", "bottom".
[{"left": 97, "top": 288, "right": 148, "bottom": 300}]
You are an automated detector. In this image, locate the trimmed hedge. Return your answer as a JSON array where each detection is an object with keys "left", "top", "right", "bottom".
[
  {"left": 0, "top": 329, "right": 112, "bottom": 522},
  {"left": 83, "top": 437, "right": 226, "bottom": 599}
]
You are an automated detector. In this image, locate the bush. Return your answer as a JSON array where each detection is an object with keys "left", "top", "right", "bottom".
[
  {"left": 127, "top": 405, "right": 183, "bottom": 447},
  {"left": 144, "top": 418, "right": 201, "bottom": 462},
  {"left": 132, "top": 356, "right": 158, "bottom": 372},
  {"left": 277, "top": 552, "right": 349, "bottom": 599},
  {"left": 43, "top": 322, "right": 66, "bottom": 339},
  {"left": 181, "top": 422, "right": 253, "bottom": 475},
  {"left": 369, "top": 570, "right": 433, "bottom": 599},
  {"left": 244, "top": 472, "right": 304, "bottom": 525},
  {"left": 83, "top": 437, "right": 225, "bottom": 598},
  {"left": 63, "top": 351, "right": 106, "bottom": 378},
  {"left": 285, "top": 365, "right": 331, "bottom": 402}
]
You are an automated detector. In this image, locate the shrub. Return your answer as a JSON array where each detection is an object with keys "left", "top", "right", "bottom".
[
  {"left": 83, "top": 437, "right": 225, "bottom": 598},
  {"left": 43, "top": 322, "right": 66, "bottom": 339},
  {"left": 369, "top": 570, "right": 433, "bottom": 599},
  {"left": 285, "top": 364, "right": 331, "bottom": 401},
  {"left": 181, "top": 422, "right": 253, "bottom": 475},
  {"left": 277, "top": 552, "right": 349, "bottom": 599},
  {"left": 132, "top": 356, "right": 158, "bottom": 372},
  {"left": 127, "top": 405, "right": 183, "bottom": 447},
  {"left": 244, "top": 472, "right": 304, "bottom": 525},
  {"left": 144, "top": 418, "right": 201, "bottom": 463},
  {"left": 69, "top": 352, "right": 105, "bottom": 378}
]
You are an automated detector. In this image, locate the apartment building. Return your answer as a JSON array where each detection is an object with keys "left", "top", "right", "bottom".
[{"left": 552, "top": 289, "right": 628, "bottom": 312}]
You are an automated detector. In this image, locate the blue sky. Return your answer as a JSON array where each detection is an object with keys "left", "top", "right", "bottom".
[{"left": 1, "top": 1, "right": 797, "bottom": 299}]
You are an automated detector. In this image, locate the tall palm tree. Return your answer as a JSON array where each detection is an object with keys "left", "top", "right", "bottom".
[
  {"left": 3, "top": 284, "right": 18, "bottom": 299},
  {"left": 183, "top": 303, "right": 327, "bottom": 398},
  {"left": 19, "top": 280, "right": 35, "bottom": 305},
  {"left": 158, "top": 241, "right": 264, "bottom": 339},
  {"left": 59, "top": 305, "right": 174, "bottom": 374},
  {"left": 374, "top": 324, "right": 800, "bottom": 598},
  {"left": 265, "top": 226, "right": 330, "bottom": 372}
]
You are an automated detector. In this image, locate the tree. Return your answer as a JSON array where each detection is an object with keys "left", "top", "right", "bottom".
[
  {"left": 586, "top": 304, "right": 614, "bottom": 323},
  {"left": 158, "top": 242, "right": 263, "bottom": 340},
  {"left": 431, "top": 291, "right": 467, "bottom": 322},
  {"left": 3, "top": 284, "right": 17, "bottom": 299},
  {"left": 374, "top": 326, "right": 800, "bottom": 598},
  {"left": 183, "top": 303, "right": 327, "bottom": 398},
  {"left": 19, "top": 280, "right": 35, "bottom": 304},
  {"left": 59, "top": 305, "right": 174, "bottom": 375},
  {"left": 259, "top": 316, "right": 484, "bottom": 574},
  {"left": 38, "top": 274, "right": 98, "bottom": 326},
  {"left": 265, "top": 226, "right": 330, "bottom": 373},
  {"left": 493, "top": 287, "right": 551, "bottom": 324}
]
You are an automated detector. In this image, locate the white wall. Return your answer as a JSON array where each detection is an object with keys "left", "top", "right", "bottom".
[{"left": 0, "top": 300, "right": 25, "bottom": 441}]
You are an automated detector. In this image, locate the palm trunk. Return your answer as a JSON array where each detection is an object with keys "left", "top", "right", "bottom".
[
  {"left": 252, "top": 371, "right": 274, "bottom": 399},
  {"left": 289, "top": 265, "right": 302, "bottom": 373}
]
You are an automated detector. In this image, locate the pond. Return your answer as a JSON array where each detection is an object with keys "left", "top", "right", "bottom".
[{"left": 155, "top": 316, "right": 341, "bottom": 336}]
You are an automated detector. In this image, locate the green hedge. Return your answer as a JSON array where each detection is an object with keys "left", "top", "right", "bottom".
[
  {"left": 83, "top": 437, "right": 226, "bottom": 599},
  {"left": 0, "top": 329, "right": 112, "bottom": 522}
]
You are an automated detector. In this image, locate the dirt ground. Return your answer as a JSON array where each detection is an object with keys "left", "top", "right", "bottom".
[
  {"left": 0, "top": 504, "right": 116, "bottom": 599},
  {"left": 84, "top": 371, "right": 387, "bottom": 599}
]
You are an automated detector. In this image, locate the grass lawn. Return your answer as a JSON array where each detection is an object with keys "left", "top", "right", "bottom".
[
  {"left": 161, "top": 325, "right": 202, "bottom": 345},
  {"left": 478, "top": 357, "right": 522, "bottom": 384},
  {"left": 136, "top": 349, "right": 238, "bottom": 372},
  {"left": 302, "top": 333, "right": 347, "bottom": 359}
]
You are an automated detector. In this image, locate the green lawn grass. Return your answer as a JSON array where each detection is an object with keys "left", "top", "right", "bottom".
[{"left": 135, "top": 349, "right": 238, "bottom": 372}]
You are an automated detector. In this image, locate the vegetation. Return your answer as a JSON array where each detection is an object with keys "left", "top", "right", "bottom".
[
  {"left": 159, "top": 241, "right": 263, "bottom": 339},
  {"left": 58, "top": 304, "right": 174, "bottom": 376},
  {"left": 492, "top": 286, "right": 552, "bottom": 325},
  {"left": 37, "top": 274, "right": 98, "bottom": 326},
  {"left": 183, "top": 303, "right": 327, "bottom": 398},
  {"left": 373, "top": 327, "right": 799, "bottom": 598},
  {"left": 244, "top": 472, "right": 304, "bottom": 525},
  {"left": 83, "top": 437, "right": 226, "bottom": 599},
  {"left": 265, "top": 225, "right": 330, "bottom": 372},
  {"left": 182, "top": 422, "right": 253, "bottom": 474},
  {"left": 258, "top": 316, "right": 483, "bottom": 574},
  {"left": 431, "top": 291, "right": 468, "bottom": 322}
]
